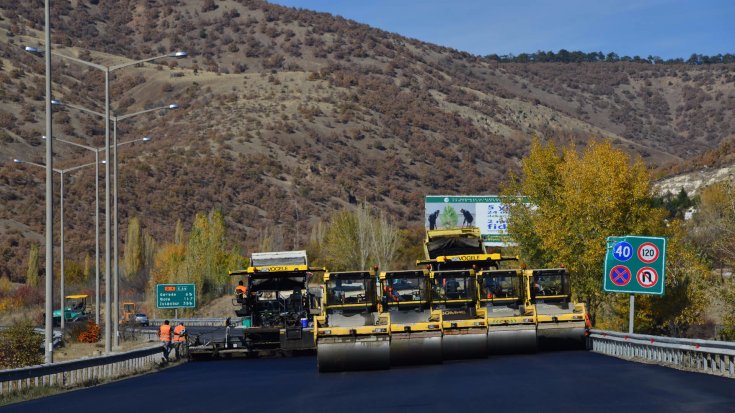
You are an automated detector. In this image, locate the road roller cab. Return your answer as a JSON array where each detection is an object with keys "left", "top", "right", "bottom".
[
  {"left": 529, "top": 268, "right": 587, "bottom": 349},
  {"left": 229, "top": 251, "right": 323, "bottom": 356},
  {"left": 380, "top": 269, "right": 443, "bottom": 365},
  {"left": 480, "top": 269, "right": 538, "bottom": 354},
  {"left": 315, "top": 270, "right": 390, "bottom": 372}
]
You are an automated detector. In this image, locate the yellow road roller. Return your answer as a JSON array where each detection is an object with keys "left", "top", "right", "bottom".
[
  {"left": 479, "top": 269, "right": 538, "bottom": 354},
  {"left": 315, "top": 269, "right": 390, "bottom": 372},
  {"left": 530, "top": 268, "right": 587, "bottom": 349},
  {"left": 380, "top": 269, "right": 443, "bottom": 365},
  {"left": 429, "top": 268, "right": 488, "bottom": 359}
]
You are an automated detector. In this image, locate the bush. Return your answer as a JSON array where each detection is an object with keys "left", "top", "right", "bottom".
[
  {"left": 0, "top": 320, "right": 43, "bottom": 368},
  {"left": 78, "top": 321, "right": 101, "bottom": 343}
]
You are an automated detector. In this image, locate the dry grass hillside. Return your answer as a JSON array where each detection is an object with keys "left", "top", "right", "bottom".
[{"left": 0, "top": 0, "right": 734, "bottom": 280}]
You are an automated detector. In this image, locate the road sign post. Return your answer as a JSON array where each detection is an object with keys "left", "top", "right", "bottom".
[
  {"left": 156, "top": 284, "right": 196, "bottom": 309},
  {"left": 603, "top": 236, "right": 666, "bottom": 333}
]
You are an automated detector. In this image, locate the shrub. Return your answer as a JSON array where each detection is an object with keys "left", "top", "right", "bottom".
[
  {"left": 77, "top": 321, "right": 101, "bottom": 343},
  {"left": 0, "top": 320, "right": 43, "bottom": 368}
]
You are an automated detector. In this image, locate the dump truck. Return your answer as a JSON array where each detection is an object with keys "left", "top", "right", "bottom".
[
  {"left": 479, "top": 269, "right": 538, "bottom": 354},
  {"left": 530, "top": 268, "right": 587, "bottom": 349},
  {"left": 315, "top": 269, "right": 390, "bottom": 372},
  {"left": 218, "top": 251, "right": 324, "bottom": 356},
  {"left": 380, "top": 269, "right": 443, "bottom": 365}
]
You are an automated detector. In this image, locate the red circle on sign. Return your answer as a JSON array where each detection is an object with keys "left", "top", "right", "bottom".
[
  {"left": 637, "top": 242, "right": 659, "bottom": 264},
  {"left": 609, "top": 265, "right": 632, "bottom": 286},
  {"left": 636, "top": 267, "right": 658, "bottom": 288}
]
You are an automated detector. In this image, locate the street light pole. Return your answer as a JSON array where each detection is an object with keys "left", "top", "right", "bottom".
[
  {"left": 24, "top": 46, "right": 187, "bottom": 352},
  {"left": 45, "top": 135, "right": 102, "bottom": 324},
  {"left": 15, "top": 159, "right": 99, "bottom": 335},
  {"left": 43, "top": 0, "right": 54, "bottom": 364}
]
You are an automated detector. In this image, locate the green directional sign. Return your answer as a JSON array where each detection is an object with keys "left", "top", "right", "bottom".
[
  {"left": 156, "top": 283, "right": 196, "bottom": 309},
  {"left": 603, "top": 236, "right": 666, "bottom": 295}
]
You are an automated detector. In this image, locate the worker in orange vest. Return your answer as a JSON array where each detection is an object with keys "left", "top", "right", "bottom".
[
  {"left": 173, "top": 322, "right": 187, "bottom": 360},
  {"left": 159, "top": 319, "right": 172, "bottom": 362},
  {"left": 235, "top": 280, "right": 248, "bottom": 302}
]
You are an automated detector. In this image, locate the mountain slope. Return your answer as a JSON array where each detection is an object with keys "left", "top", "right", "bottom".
[{"left": 0, "top": 0, "right": 734, "bottom": 279}]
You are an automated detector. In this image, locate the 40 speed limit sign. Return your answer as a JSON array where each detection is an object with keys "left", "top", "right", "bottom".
[{"left": 603, "top": 236, "right": 666, "bottom": 295}]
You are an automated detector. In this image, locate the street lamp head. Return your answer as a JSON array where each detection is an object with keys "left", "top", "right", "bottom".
[
  {"left": 172, "top": 51, "right": 188, "bottom": 58},
  {"left": 51, "top": 99, "right": 63, "bottom": 106},
  {"left": 101, "top": 160, "right": 106, "bottom": 164},
  {"left": 24, "top": 46, "right": 40, "bottom": 54},
  {"left": 168, "top": 104, "right": 179, "bottom": 110},
  {"left": 142, "top": 136, "right": 152, "bottom": 142},
  {"left": 13, "top": 159, "right": 23, "bottom": 164}
]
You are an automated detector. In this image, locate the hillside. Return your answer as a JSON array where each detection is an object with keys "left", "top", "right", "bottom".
[{"left": 1, "top": 0, "right": 734, "bottom": 280}]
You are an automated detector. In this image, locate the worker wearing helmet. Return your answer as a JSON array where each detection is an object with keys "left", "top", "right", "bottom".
[
  {"left": 159, "top": 320, "right": 172, "bottom": 362},
  {"left": 173, "top": 322, "right": 187, "bottom": 360}
]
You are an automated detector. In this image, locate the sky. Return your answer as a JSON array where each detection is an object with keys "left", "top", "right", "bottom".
[{"left": 268, "top": 0, "right": 734, "bottom": 59}]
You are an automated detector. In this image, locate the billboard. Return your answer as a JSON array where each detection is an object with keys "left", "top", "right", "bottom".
[{"left": 424, "top": 195, "right": 523, "bottom": 246}]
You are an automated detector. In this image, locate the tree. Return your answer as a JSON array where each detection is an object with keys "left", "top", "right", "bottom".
[
  {"left": 504, "top": 139, "right": 667, "bottom": 320},
  {"left": 370, "top": 209, "right": 401, "bottom": 269},
  {"left": 123, "top": 216, "right": 143, "bottom": 282},
  {"left": 439, "top": 205, "right": 459, "bottom": 229},
  {"left": 26, "top": 243, "right": 39, "bottom": 288}
]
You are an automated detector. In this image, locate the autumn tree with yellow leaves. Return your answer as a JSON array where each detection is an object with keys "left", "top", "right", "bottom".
[{"left": 505, "top": 139, "right": 709, "bottom": 333}]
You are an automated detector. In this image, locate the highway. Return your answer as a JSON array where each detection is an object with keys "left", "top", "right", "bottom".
[{"left": 3, "top": 350, "right": 734, "bottom": 413}]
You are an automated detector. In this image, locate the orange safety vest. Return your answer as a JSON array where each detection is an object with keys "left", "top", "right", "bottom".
[
  {"left": 173, "top": 324, "right": 186, "bottom": 342},
  {"left": 235, "top": 285, "right": 248, "bottom": 294},
  {"left": 159, "top": 324, "right": 172, "bottom": 342}
]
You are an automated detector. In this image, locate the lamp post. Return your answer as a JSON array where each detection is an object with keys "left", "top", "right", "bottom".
[
  {"left": 14, "top": 158, "right": 100, "bottom": 332},
  {"left": 112, "top": 106, "right": 175, "bottom": 347},
  {"left": 52, "top": 101, "right": 172, "bottom": 347},
  {"left": 43, "top": 134, "right": 151, "bottom": 325},
  {"left": 24, "top": 46, "right": 187, "bottom": 353},
  {"left": 43, "top": 0, "right": 54, "bottom": 364}
]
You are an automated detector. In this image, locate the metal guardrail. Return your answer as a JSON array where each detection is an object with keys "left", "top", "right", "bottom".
[
  {"left": 0, "top": 344, "right": 162, "bottom": 395},
  {"left": 589, "top": 329, "right": 735, "bottom": 378},
  {"left": 149, "top": 318, "right": 228, "bottom": 327}
]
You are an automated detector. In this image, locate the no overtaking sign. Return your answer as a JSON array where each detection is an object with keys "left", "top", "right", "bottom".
[{"left": 603, "top": 236, "right": 666, "bottom": 295}]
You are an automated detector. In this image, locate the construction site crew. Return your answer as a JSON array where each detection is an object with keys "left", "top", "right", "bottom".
[
  {"left": 173, "top": 321, "right": 187, "bottom": 360},
  {"left": 159, "top": 320, "right": 172, "bottom": 362}
]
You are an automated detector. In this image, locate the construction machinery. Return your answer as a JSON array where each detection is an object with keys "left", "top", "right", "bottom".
[
  {"left": 228, "top": 250, "right": 323, "bottom": 356},
  {"left": 380, "top": 269, "right": 443, "bottom": 365},
  {"left": 52, "top": 294, "right": 91, "bottom": 326},
  {"left": 420, "top": 227, "right": 503, "bottom": 360},
  {"left": 530, "top": 268, "right": 587, "bottom": 349},
  {"left": 315, "top": 269, "right": 390, "bottom": 372},
  {"left": 120, "top": 302, "right": 136, "bottom": 325},
  {"left": 479, "top": 269, "right": 537, "bottom": 354}
]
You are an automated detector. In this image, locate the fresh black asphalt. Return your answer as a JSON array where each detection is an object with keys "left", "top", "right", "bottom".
[{"left": 3, "top": 351, "right": 734, "bottom": 413}]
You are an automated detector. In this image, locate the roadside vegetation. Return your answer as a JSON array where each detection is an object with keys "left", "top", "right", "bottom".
[{"left": 505, "top": 139, "right": 732, "bottom": 337}]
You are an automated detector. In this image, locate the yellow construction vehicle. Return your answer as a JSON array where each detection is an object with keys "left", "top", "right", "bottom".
[
  {"left": 419, "top": 227, "right": 503, "bottom": 359},
  {"left": 229, "top": 251, "right": 323, "bottom": 356},
  {"left": 530, "top": 268, "right": 587, "bottom": 349},
  {"left": 120, "top": 302, "right": 136, "bottom": 325},
  {"left": 380, "top": 269, "right": 443, "bottom": 365},
  {"left": 315, "top": 269, "right": 390, "bottom": 372},
  {"left": 479, "top": 269, "right": 537, "bottom": 354},
  {"left": 429, "top": 268, "right": 487, "bottom": 359}
]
